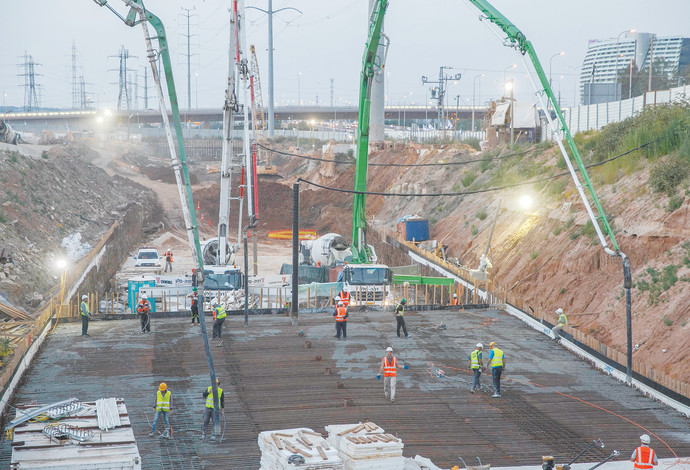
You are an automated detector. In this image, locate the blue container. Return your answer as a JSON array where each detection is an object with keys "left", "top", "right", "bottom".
[{"left": 404, "top": 219, "right": 429, "bottom": 242}]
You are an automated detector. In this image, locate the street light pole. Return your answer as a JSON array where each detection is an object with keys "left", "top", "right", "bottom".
[
  {"left": 549, "top": 52, "right": 565, "bottom": 88},
  {"left": 297, "top": 72, "right": 301, "bottom": 106},
  {"left": 503, "top": 64, "right": 517, "bottom": 93},
  {"left": 629, "top": 57, "right": 634, "bottom": 99},
  {"left": 472, "top": 74, "right": 484, "bottom": 132},
  {"left": 507, "top": 79, "right": 514, "bottom": 147},
  {"left": 616, "top": 29, "right": 635, "bottom": 101}
]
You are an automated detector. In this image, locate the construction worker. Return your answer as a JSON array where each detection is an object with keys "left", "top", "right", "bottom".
[
  {"left": 378, "top": 347, "right": 398, "bottom": 403},
  {"left": 201, "top": 379, "right": 224, "bottom": 440},
  {"left": 80, "top": 294, "right": 92, "bottom": 336},
  {"left": 468, "top": 343, "right": 485, "bottom": 393},
  {"left": 487, "top": 341, "right": 506, "bottom": 398},
  {"left": 337, "top": 289, "right": 350, "bottom": 307},
  {"left": 333, "top": 301, "right": 348, "bottom": 340},
  {"left": 136, "top": 294, "right": 152, "bottom": 333},
  {"left": 212, "top": 301, "right": 227, "bottom": 345},
  {"left": 393, "top": 299, "right": 409, "bottom": 338},
  {"left": 452, "top": 293, "right": 459, "bottom": 306},
  {"left": 551, "top": 307, "right": 568, "bottom": 342},
  {"left": 149, "top": 382, "right": 172, "bottom": 438},
  {"left": 190, "top": 288, "right": 199, "bottom": 324},
  {"left": 164, "top": 248, "right": 173, "bottom": 273},
  {"left": 631, "top": 434, "right": 658, "bottom": 469}
]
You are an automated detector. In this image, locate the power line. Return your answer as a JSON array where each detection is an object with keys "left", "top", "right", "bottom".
[
  {"left": 255, "top": 142, "right": 539, "bottom": 167},
  {"left": 180, "top": 7, "right": 198, "bottom": 110},
  {"left": 295, "top": 141, "right": 652, "bottom": 197}
]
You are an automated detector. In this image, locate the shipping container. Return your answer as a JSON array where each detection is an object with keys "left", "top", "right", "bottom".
[{"left": 404, "top": 219, "right": 430, "bottom": 242}]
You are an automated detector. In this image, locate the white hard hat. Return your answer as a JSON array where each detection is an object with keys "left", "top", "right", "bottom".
[
  {"left": 337, "top": 301, "right": 344, "bottom": 306},
  {"left": 453, "top": 293, "right": 457, "bottom": 298},
  {"left": 81, "top": 295, "right": 88, "bottom": 300},
  {"left": 141, "top": 293, "right": 148, "bottom": 299},
  {"left": 476, "top": 343, "right": 483, "bottom": 349},
  {"left": 386, "top": 347, "right": 393, "bottom": 352},
  {"left": 555, "top": 308, "right": 564, "bottom": 314},
  {"left": 640, "top": 434, "right": 650, "bottom": 444}
]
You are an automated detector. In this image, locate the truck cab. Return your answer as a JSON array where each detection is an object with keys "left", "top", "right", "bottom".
[
  {"left": 337, "top": 264, "right": 393, "bottom": 305},
  {"left": 203, "top": 265, "right": 243, "bottom": 291}
]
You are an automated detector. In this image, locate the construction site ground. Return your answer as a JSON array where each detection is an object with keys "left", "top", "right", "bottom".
[{"left": 1, "top": 307, "right": 688, "bottom": 469}]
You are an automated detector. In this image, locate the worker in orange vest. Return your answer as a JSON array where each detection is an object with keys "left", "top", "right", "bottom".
[
  {"left": 631, "top": 434, "right": 658, "bottom": 469},
  {"left": 378, "top": 347, "right": 400, "bottom": 403},
  {"left": 164, "top": 249, "right": 173, "bottom": 273},
  {"left": 337, "top": 290, "right": 350, "bottom": 307},
  {"left": 452, "top": 293, "right": 458, "bottom": 305},
  {"left": 333, "top": 301, "right": 348, "bottom": 340}
]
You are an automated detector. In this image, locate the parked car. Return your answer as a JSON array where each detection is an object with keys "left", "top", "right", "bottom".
[{"left": 133, "top": 248, "right": 162, "bottom": 268}]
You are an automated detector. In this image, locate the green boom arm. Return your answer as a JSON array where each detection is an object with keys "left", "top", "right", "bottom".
[
  {"left": 466, "top": 0, "right": 619, "bottom": 252},
  {"left": 351, "top": 0, "right": 388, "bottom": 264}
]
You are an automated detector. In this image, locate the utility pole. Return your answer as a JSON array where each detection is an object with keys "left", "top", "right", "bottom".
[
  {"left": 71, "top": 41, "right": 79, "bottom": 110},
  {"left": 143, "top": 66, "right": 149, "bottom": 110},
  {"left": 180, "top": 7, "right": 198, "bottom": 110},
  {"left": 421, "top": 66, "right": 461, "bottom": 132},
  {"left": 17, "top": 52, "right": 42, "bottom": 111},
  {"left": 330, "top": 77, "right": 334, "bottom": 107},
  {"left": 246, "top": 1, "right": 302, "bottom": 137},
  {"left": 110, "top": 46, "right": 136, "bottom": 111}
]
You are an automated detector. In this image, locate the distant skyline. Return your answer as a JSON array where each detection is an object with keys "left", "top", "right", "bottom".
[{"left": 1, "top": 1, "right": 688, "bottom": 111}]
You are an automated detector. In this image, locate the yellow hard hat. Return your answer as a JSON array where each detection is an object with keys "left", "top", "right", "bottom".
[
  {"left": 159, "top": 382, "right": 167, "bottom": 391},
  {"left": 489, "top": 341, "right": 496, "bottom": 348}
]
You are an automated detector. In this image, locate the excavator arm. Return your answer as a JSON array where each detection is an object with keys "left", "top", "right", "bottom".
[{"left": 351, "top": 0, "right": 388, "bottom": 264}]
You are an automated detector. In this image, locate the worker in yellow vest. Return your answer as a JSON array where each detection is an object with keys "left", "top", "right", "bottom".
[
  {"left": 202, "top": 379, "right": 224, "bottom": 441},
  {"left": 212, "top": 302, "right": 227, "bottom": 346},
  {"left": 488, "top": 341, "right": 506, "bottom": 398},
  {"left": 551, "top": 307, "right": 568, "bottom": 342},
  {"left": 80, "top": 294, "right": 92, "bottom": 336},
  {"left": 468, "top": 343, "right": 485, "bottom": 393},
  {"left": 149, "top": 382, "right": 172, "bottom": 438},
  {"left": 631, "top": 434, "right": 658, "bottom": 469},
  {"left": 333, "top": 301, "right": 349, "bottom": 340}
]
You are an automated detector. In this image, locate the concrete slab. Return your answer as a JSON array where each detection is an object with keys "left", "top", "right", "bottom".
[{"left": 0, "top": 307, "right": 688, "bottom": 469}]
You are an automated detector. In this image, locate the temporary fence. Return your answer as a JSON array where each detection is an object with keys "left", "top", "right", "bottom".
[{"left": 542, "top": 84, "right": 690, "bottom": 141}]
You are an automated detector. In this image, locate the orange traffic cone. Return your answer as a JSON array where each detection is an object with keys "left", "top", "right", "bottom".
[
  {"left": 201, "top": 214, "right": 204, "bottom": 221},
  {"left": 209, "top": 219, "right": 212, "bottom": 226},
  {"left": 197, "top": 201, "right": 200, "bottom": 210}
]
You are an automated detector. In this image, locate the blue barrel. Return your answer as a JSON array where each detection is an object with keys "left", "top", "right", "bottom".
[{"left": 405, "top": 219, "right": 429, "bottom": 241}]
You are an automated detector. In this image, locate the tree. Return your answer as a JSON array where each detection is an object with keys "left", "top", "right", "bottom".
[{"left": 616, "top": 57, "right": 679, "bottom": 98}]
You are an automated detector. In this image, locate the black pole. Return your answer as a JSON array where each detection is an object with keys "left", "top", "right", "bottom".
[
  {"left": 623, "top": 255, "right": 632, "bottom": 383},
  {"left": 292, "top": 182, "right": 299, "bottom": 324}
]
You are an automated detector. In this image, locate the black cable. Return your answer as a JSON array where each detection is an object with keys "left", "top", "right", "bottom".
[
  {"left": 256, "top": 142, "right": 541, "bottom": 167},
  {"left": 296, "top": 141, "right": 652, "bottom": 197}
]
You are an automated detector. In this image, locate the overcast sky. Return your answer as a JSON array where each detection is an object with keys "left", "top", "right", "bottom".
[{"left": 1, "top": 0, "right": 688, "bottom": 111}]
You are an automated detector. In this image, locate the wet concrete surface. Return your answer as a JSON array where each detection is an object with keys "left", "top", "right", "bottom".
[{"left": 1, "top": 307, "right": 688, "bottom": 469}]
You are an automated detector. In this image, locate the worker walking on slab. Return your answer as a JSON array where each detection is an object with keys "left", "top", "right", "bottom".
[
  {"left": 80, "top": 295, "right": 92, "bottom": 336},
  {"left": 468, "top": 343, "right": 485, "bottom": 393},
  {"left": 149, "top": 382, "right": 172, "bottom": 438},
  {"left": 551, "top": 308, "right": 568, "bottom": 342},
  {"left": 190, "top": 288, "right": 199, "bottom": 324},
  {"left": 164, "top": 249, "right": 173, "bottom": 273},
  {"left": 201, "top": 379, "right": 224, "bottom": 440},
  {"left": 394, "top": 299, "right": 410, "bottom": 338},
  {"left": 137, "top": 294, "right": 152, "bottom": 333},
  {"left": 333, "top": 301, "right": 349, "bottom": 340},
  {"left": 488, "top": 341, "right": 506, "bottom": 398},
  {"left": 212, "top": 302, "right": 226, "bottom": 345},
  {"left": 378, "top": 347, "right": 399, "bottom": 403},
  {"left": 631, "top": 434, "right": 658, "bottom": 469}
]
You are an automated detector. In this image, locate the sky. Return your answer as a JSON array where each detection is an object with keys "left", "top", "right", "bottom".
[{"left": 1, "top": 0, "right": 688, "bottom": 111}]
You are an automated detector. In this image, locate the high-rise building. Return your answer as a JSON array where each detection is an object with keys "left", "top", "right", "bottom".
[{"left": 579, "top": 32, "right": 690, "bottom": 104}]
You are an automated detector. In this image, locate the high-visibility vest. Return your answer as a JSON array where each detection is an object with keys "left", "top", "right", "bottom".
[
  {"left": 215, "top": 305, "right": 227, "bottom": 320},
  {"left": 338, "top": 291, "right": 350, "bottom": 306},
  {"left": 165, "top": 251, "right": 173, "bottom": 262},
  {"left": 395, "top": 303, "right": 405, "bottom": 316},
  {"left": 490, "top": 348, "right": 504, "bottom": 368},
  {"left": 205, "top": 386, "right": 224, "bottom": 409},
  {"left": 80, "top": 301, "right": 90, "bottom": 317},
  {"left": 335, "top": 306, "right": 347, "bottom": 322},
  {"left": 156, "top": 390, "right": 171, "bottom": 412},
  {"left": 470, "top": 349, "right": 482, "bottom": 369},
  {"left": 137, "top": 301, "right": 150, "bottom": 314},
  {"left": 382, "top": 356, "right": 397, "bottom": 377},
  {"left": 452, "top": 298, "right": 458, "bottom": 305},
  {"left": 558, "top": 314, "right": 568, "bottom": 327},
  {"left": 633, "top": 446, "right": 656, "bottom": 470}
]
